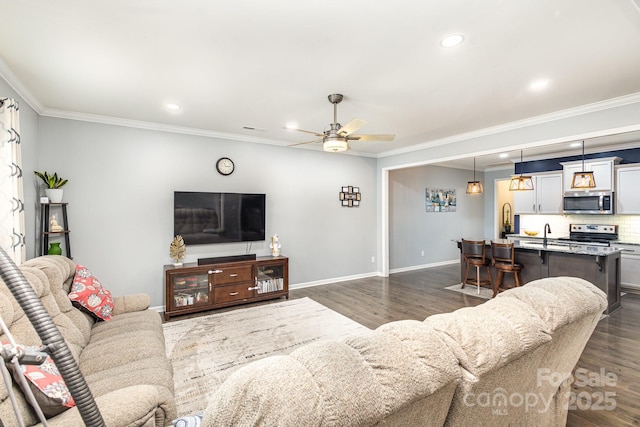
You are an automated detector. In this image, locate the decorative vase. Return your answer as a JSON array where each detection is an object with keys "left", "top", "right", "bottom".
[
  {"left": 504, "top": 225, "right": 512, "bottom": 234},
  {"left": 45, "top": 188, "right": 64, "bottom": 203},
  {"left": 48, "top": 242, "right": 62, "bottom": 255}
]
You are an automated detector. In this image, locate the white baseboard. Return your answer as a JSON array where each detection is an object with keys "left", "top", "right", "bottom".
[
  {"left": 290, "top": 271, "right": 383, "bottom": 290},
  {"left": 389, "top": 259, "right": 459, "bottom": 274}
]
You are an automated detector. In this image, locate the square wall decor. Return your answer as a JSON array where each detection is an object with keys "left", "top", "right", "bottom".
[
  {"left": 426, "top": 188, "right": 456, "bottom": 212},
  {"left": 339, "top": 186, "right": 361, "bottom": 207}
]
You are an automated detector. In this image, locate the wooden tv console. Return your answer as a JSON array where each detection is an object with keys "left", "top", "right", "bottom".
[{"left": 164, "top": 256, "right": 289, "bottom": 320}]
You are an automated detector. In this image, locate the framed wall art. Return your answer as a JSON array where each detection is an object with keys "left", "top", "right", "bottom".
[
  {"left": 426, "top": 187, "right": 456, "bottom": 212},
  {"left": 339, "top": 186, "right": 361, "bottom": 207}
]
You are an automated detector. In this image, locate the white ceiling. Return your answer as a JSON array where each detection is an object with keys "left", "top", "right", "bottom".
[{"left": 2, "top": 1, "right": 640, "bottom": 169}]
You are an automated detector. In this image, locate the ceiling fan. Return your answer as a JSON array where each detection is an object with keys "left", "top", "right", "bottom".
[{"left": 286, "top": 94, "right": 395, "bottom": 152}]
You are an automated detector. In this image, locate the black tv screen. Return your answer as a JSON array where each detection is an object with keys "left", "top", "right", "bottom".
[{"left": 174, "top": 192, "right": 266, "bottom": 245}]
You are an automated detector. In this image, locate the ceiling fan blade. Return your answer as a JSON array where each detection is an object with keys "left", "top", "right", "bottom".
[
  {"left": 282, "top": 127, "right": 324, "bottom": 137},
  {"left": 348, "top": 134, "right": 396, "bottom": 142},
  {"left": 337, "top": 118, "right": 367, "bottom": 136},
  {"left": 288, "top": 138, "right": 322, "bottom": 147}
]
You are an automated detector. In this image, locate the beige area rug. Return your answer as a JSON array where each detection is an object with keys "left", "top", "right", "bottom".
[
  {"left": 445, "top": 283, "right": 494, "bottom": 299},
  {"left": 163, "top": 297, "right": 370, "bottom": 417}
]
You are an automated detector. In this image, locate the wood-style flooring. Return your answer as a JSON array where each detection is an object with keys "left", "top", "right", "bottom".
[{"left": 291, "top": 264, "right": 640, "bottom": 427}]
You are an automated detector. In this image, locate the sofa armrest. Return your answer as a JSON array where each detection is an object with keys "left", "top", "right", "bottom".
[
  {"left": 40, "top": 385, "right": 176, "bottom": 427},
  {"left": 112, "top": 293, "right": 151, "bottom": 315}
]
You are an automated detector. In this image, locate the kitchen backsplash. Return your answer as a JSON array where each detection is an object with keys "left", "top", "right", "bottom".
[{"left": 517, "top": 214, "right": 640, "bottom": 244}]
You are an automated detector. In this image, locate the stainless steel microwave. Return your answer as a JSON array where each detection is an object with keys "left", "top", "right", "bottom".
[{"left": 563, "top": 191, "right": 614, "bottom": 215}]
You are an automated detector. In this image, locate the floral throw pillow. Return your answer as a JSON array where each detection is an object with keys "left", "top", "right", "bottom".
[
  {"left": 3, "top": 343, "right": 76, "bottom": 417},
  {"left": 69, "top": 265, "right": 114, "bottom": 321}
]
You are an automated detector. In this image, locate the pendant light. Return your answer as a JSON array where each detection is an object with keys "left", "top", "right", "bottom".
[
  {"left": 509, "top": 150, "right": 534, "bottom": 191},
  {"left": 571, "top": 140, "right": 596, "bottom": 189},
  {"left": 466, "top": 157, "right": 483, "bottom": 194}
]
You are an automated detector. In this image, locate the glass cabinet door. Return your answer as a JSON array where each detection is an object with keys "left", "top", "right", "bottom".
[
  {"left": 170, "top": 271, "right": 210, "bottom": 308},
  {"left": 256, "top": 264, "right": 285, "bottom": 294}
]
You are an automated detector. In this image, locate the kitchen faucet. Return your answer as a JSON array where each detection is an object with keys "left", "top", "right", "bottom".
[{"left": 543, "top": 223, "right": 552, "bottom": 247}]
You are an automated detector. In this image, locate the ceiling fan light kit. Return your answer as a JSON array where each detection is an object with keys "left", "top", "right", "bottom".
[
  {"left": 323, "top": 136, "right": 348, "bottom": 152},
  {"left": 287, "top": 94, "right": 395, "bottom": 152}
]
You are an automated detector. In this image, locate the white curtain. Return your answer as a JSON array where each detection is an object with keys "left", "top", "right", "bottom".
[{"left": 0, "top": 98, "right": 25, "bottom": 264}]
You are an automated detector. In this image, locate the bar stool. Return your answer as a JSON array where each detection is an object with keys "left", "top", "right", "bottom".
[
  {"left": 490, "top": 241, "right": 523, "bottom": 297},
  {"left": 461, "top": 239, "right": 492, "bottom": 294}
]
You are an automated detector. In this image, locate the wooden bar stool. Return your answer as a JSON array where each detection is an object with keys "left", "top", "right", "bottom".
[
  {"left": 490, "top": 241, "right": 523, "bottom": 297},
  {"left": 461, "top": 239, "right": 492, "bottom": 294}
]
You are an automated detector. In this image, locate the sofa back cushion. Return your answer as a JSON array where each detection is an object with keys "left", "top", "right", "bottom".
[
  {"left": 204, "top": 326, "right": 461, "bottom": 426},
  {"left": 21, "top": 257, "right": 93, "bottom": 345}
]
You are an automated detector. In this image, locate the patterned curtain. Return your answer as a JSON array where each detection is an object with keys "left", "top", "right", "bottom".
[{"left": 0, "top": 98, "right": 25, "bottom": 264}]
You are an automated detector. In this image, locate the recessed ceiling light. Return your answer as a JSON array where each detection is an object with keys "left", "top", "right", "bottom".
[
  {"left": 529, "top": 79, "right": 549, "bottom": 91},
  {"left": 165, "top": 103, "right": 182, "bottom": 112},
  {"left": 499, "top": 153, "right": 509, "bottom": 158},
  {"left": 570, "top": 142, "right": 582, "bottom": 148},
  {"left": 285, "top": 122, "right": 298, "bottom": 130},
  {"left": 440, "top": 33, "right": 464, "bottom": 48}
]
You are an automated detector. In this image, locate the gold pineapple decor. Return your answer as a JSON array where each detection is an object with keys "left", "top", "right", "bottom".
[{"left": 169, "top": 235, "right": 186, "bottom": 265}]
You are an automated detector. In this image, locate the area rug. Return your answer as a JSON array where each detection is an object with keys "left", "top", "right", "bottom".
[
  {"left": 163, "top": 297, "right": 370, "bottom": 417},
  {"left": 445, "top": 283, "right": 494, "bottom": 299}
]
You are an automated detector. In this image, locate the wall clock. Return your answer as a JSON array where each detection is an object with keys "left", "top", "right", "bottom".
[{"left": 216, "top": 157, "right": 235, "bottom": 176}]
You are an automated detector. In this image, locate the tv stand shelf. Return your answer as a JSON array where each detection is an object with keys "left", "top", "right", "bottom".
[{"left": 164, "top": 256, "right": 288, "bottom": 320}]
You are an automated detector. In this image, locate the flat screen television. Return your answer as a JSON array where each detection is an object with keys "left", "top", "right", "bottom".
[{"left": 174, "top": 191, "right": 266, "bottom": 245}]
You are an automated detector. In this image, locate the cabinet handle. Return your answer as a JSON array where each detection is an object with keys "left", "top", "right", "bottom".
[
  {"left": 209, "top": 269, "right": 223, "bottom": 274},
  {"left": 229, "top": 292, "right": 239, "bottom": 296},
  {"left": 248, "top": 286, "right": 260, "bottom": 290},
  {"left": 229, "top": 273, "right": 238, "bottom": 277},
  {"left": 532, "top": 204, "right": 536, "bottom": 212},
  {"left": 538, "top": 204, "right": 541, "bottom": 211}
]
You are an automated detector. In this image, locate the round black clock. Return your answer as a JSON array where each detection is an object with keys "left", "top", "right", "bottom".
[{"left": 216, "top": 157, "right": 235, "bottom": 176}]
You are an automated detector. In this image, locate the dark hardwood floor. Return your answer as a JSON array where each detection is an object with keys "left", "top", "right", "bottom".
[{"left": 291, "top": 264, "right": 640, "bottom": 427}]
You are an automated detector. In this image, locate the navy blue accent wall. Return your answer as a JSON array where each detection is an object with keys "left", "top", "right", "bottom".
[{"left": 514, "top": 146, "right": 640, "bottom": 174}]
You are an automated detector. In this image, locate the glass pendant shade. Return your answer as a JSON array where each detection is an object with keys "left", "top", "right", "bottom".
[
  {"left": 509, "top": 175, "right": 535, "bottom": 191},
  {"left": 509, "top": 150, "right": 534, "bottom": 191},
  {"left": 323, "top": 136, "right": 348, "bottom": 152},
  {"left": 571, "top": 171, "right": 596, "bottom": 189},
  {"left": 466, "top": 157, "right": 483, "bottom": 194},
  {"left": 466, "top": 181, "right": 483, "bottom": 194},
  {"left": 570, "top": 141, "right": 596, "bottom": 189}
]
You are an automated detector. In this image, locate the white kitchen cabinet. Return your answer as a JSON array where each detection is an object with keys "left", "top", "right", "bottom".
[
  {"left": 616, "top": 165, "right": 640, "bottom": 214},
  {"left": 612, "top": 243, "right": 640, "bottom": 290},
  {"left": 513, "top": 173, "right": 562, "bottom": 214},
  {"left": 561, "top": 157, "right": 620, "bottom": 193}
]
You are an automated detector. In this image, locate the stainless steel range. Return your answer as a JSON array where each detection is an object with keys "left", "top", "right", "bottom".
[{"left": 567, "top": 224, "right": 618, "bottom": 246}]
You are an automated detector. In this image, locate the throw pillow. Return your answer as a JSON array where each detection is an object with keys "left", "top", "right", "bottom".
[
  {"left": 69, "top": 264, "right": 114, "bottom": 321},
  {"left": 3, "top": 343, "right": 75, "bottom": 417}
]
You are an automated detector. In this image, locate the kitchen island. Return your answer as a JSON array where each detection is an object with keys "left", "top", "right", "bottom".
[{"left": 458, "top": 238, "right": 621, "bottom": 314}]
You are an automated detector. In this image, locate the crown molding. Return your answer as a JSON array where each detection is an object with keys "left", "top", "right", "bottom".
[
  {"left": 0, "top": 56, "right": 44, "bottom": 113},
  {"left": 377, "top": 92, "right": 640, "bottom": 158}
]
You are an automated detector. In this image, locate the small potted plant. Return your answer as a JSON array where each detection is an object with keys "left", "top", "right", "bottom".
[{"left": 34, "top": 171, "right": 68, "bottom": 203}]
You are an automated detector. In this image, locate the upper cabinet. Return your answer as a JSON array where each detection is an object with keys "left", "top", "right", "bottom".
[
  {"left": 513, "top": 173, "right": 563, "bottom": 214},
  {"left": 616, "top": 165, "right": 640, "bottom": 214},
  {"left": 561, "top": 157, "right": 620, "bottom": 193}
]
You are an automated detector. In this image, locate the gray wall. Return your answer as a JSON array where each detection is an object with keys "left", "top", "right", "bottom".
[
  {"left": 389, "top": 165, "right": 485, "bottom": 270},
  {"left": 0, "top": 77, "right": 40, "bottom": 259},
  {"left": 35, "top": 117, "right": 378, "bottom": 307}
]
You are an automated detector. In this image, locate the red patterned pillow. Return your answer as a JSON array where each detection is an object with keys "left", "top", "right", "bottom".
[
  {"left": 69, "top": 264, "right": 114, "bottom": 320},
  {"left": 4, "top": 343, "right": 76, "bottom": 417}
]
